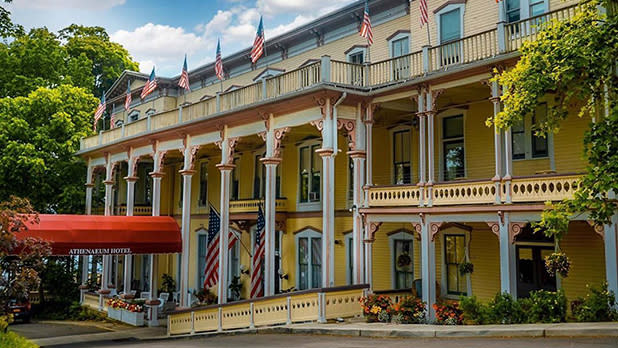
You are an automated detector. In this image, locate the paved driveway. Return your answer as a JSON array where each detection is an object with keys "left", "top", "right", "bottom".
[
  {"left": 52, "top": 334, "right": 618, "bottom": 348},
  {"left": 10, "top": 321, "right": 109, "bottom": 339}
]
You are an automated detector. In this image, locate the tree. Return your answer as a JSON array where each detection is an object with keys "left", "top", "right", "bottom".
[
  {"left": 0, "top": 85, "right": 98, "bottom": 213},
  {"left": 59, "top": 24, "right": 139, "bottom": 96},
  {"left": 0, "top": 196, "right": 52, "bottom": 315},
  {"left": 491, "top": 1, "right": 618, "bottom": 237}
]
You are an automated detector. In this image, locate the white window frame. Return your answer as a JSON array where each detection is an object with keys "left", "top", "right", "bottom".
[
  {"left": 389, "top": 230, "right": 415, "bottom": 290},
  {"left": 296, "top": 139, "right": 322, "bottom": 211},
  {"left": 228, "top": 229, "right": 241, "bottom": 299},
  {"left": 439, "top": 226, "right": 472, "bottom": 299},
  {"left": 390, "top": 125, "right": 414, "bottom": 185},
  {"left": 435, "top": 4, "right": 466, "bottom": 45},
  {"left": 195, "top": 227, "right": 208, "bottom": 289},
  {"left": 197, "top": 159, "right": 209, "bottom": 208},
  {"left": 295, "top": 228, "right": 322, "bottom": 290},
  {"left": 346, "top": 46, "right": 367, "bottom": 63},
  {"left": 511, "top": 103, "right": 554, "bottom": 167},
  {"left": 438, "top": 109, "right": 467, "bottom": 181},
  {"left": 388, "top": 33, "right": 411, "bottom": 58},
  {"left": 387, "top": 33, "right": 412, "bottom": 82},
  {"left": 128, "top": 110, "right": 140, "bottom": 123}
]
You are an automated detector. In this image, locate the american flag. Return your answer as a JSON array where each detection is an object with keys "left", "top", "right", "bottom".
[
  {"left": 359, "top": 0, "right": 373, "bottom": 45},
  {"left": 110, "top": 113, "right": 116, "bottom": 129},
  {"left": 178, "top": 55, "right": 190, "bottom": 91},
  {"left": 93, "top": 92, "right": 105, "bottom": 131},
  {"left": 203, "top": 205, "right": 239, "bottom": 289},
  {"left": 215, "top": 39, "right": 224, "bottom": 80},
  {"left": 420, "top": 0, "right": 429, "bottom": 27},
  {"left": 140, "top": 67, "right": 158, "bottom": 100},
  {"left": 124, "top": 80, "right": 132, "bottom": 111},
  {"left": 250, "top": 205, "right": 266, "bottom": 298},
  {"left": 250, "top": 16, "right": 265, "bottom": 64}
]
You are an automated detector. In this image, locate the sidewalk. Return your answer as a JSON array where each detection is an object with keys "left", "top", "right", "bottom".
[
  {"left": 31, "top": 322, "right": 167, "bottom": 347},
  {"left": 258, "top": 321, "right": 618, "bottom": 338}
]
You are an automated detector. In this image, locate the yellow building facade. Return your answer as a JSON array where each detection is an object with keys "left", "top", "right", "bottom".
[{"left": 79, "top": 0, "right": 616, "bottom": 325}]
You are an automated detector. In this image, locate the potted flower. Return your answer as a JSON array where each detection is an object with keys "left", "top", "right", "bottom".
[
  {"left": 391, "top": 296, "right": 427, "bottom": 324},
  {"left": 106, "top": 298, "right": 124, "bottom": 321},
  {"left": 545, "top": 252, "right": 571, "bottom": 277},
  {"left": 360, "top": 294, "right": 392, "bottom": 323},
  {"left": 122, "top": 302, "right": 144, "bottom": 326},
  {"left": 433, "top": 301, "right": 463, "bottom": 325}
]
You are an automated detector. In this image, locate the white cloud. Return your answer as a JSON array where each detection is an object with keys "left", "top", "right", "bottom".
[
  {"left": 266, "top": 14, "right": 315, "bottom": 38},
  {"left": 10, "top": 0, "right": 126, "bottom": 10},
  {"left": 111, "top": 23, "right": 205, "bottom": 73}
]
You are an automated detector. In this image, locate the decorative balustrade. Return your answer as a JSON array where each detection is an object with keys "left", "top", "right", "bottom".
[
  {"left": 220, "top": 82, "right": 263, "bottom": 112},
  {"left": 431, "top": 180, "right": 497, "bottom": 206},
  {"left": 367, "top": 174, "right": 583, "bottom": 207},
  {"left": 115, "top": 205, "right": 153, "bottom": 216},
  {"left": 229, "top": 198, "right": 288, "bottom": 213},
  {"left": 331, "top": 60, "right": 366, "bottom": 87},
  {"left": 83, "top": 292, "right": 101, "bottom": 311},
  {"left": 369, "top": 50, "right": 424, "bottom": 86},
  {"left": 266, "top": 62, "right": 321, "bottom": 98},
  {"left": 167, "top": 284, "right": 367, "bottom": 336},
  {"left": 367, "top": 185, "right": 421, "bottom": 206},
  {"left": 505, "top": 5, "right": 579, "bottom": 52},
  {"left": 510, "top": 174, "right": 582, "bottom": 203},
  {"left": 81, "top": 4, "right": 579, "bottom": 152}
]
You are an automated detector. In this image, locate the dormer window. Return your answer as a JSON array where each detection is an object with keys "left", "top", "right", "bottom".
[
  {"left": 253, "top": 67, "right": 285, "bottom": 82},
  {"left": 145, "top": 108, "right": 156, "bottom": 116},
  {"left": 128, "top": 110, "right": 140, "bottom": 122}
]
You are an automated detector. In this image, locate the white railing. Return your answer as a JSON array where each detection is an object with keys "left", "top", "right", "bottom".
[
  {"left": 168, "top": 285, "right": 367, "bottom": 336},
  {"left": 331, "top": 60, "right": 366, "bottom": 87}
]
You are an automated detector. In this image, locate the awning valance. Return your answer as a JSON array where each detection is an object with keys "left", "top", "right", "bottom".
[{"left": 17, "top": 215, "right": 181, "bottom": 256}]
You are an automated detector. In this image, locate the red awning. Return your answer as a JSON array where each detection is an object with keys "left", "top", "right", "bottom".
[{"left": 17, "top": 215, "right": 181, "bottom": 256}]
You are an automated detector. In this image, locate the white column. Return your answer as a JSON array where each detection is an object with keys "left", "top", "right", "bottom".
[
  {"left": 491, "top": 81, "right": 503, "bottom": 204},
  {"left": 179, "top": 143, "right": 196, "bottom": 307},
  {"left": 350, "top": 104, "right": 366, "bottom": 284},
  {"left": 217, "top": 128, "right": 235, "bottom": 304},
  {"left": 101, "top": 160, "right": 115, "bottom": 292},
  {"left": 364, "top": 222, "right": 374, "bottom": 291},
  {"left": 81, "top": 167, "right": 95, "bottom": 302},
  {"left": 417, "top": 92, "right": 426, "bottom": 207},
  {"left": 262, "top": 159, "right": 279, "bottom": 296},
  {"left": 216, "top": 165, "right": 233, "bottom": 304},
  {"left": 605, "top": 215, "right": 618, "bottom": 297},
  {"left": 147, "top": 151, "right": 165, "bottom": 326},
  {"left": 124, "top": 159, "right": 138, "bottom": 295},
  {"left": 425, "top": 92, "right": 436, "bottom": 207},
  {"left": 420, "top": 218, "right": 436, "bottom": 321},
  {"left": 504, "top": 127, "right": 513, "bottom": 203},
  {"left": 317, "top": 98, "right": 335, "bottom": 288},
  {"left": 498, "top": 213, "right": 516, "bottom": 295},
  {"left": 365, "top": 105, "right": 374, "bottom": 187}
]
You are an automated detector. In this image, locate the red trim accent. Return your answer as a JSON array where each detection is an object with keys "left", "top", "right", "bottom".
[{"left": 16, "top": 214, "right": 181, "bottom": 256}]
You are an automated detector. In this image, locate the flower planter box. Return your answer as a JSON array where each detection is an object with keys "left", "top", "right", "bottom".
[
  {"left": 121, "top": 310, "right": 144, "bottom": 326},
  {"left": 107, "top": 307, "right": 122, "bottom": 321}
]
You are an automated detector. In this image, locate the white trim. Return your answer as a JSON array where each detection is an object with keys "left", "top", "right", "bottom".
[
  {"left": 197, "top": 159, "right": 209, "bottom": 207},
  {"left": 346, "top": 46, "right": 367, "bottom": 63},
  {"left": 439, "top": 226, "right": 472, "bottom": 299},
  {"left": 437, "top": 108, "right": 467, "bottom": 181},
  {"left": 295, "top": 228, "right": 322, "bottom": 290},
  {"left": 435, "top": 4, "right": 466, "bottom": 44},
  {"left": 389, "top": 230, "right": 415, "bottom": 289},
  {"left": 253, "top": 68, "right": 284, "bottom": 81},
  {"left": 228, "top": 228, "right": 241, "bottom": 300}
]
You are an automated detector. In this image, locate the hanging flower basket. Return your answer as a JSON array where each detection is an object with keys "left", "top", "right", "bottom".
[
  {"left": 459, "top": 262, "right": 474, "bottom": 275},
  {"left": 545, "top": 252, "right": 571, "bottom": 278}
]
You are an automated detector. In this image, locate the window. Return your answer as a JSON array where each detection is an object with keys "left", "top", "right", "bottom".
[
  {"left": 390, "top": 36, "right": 410, "bottom": 80},
  {"left": 228, "top": 232, "right": 241, "bottom": 300},
  {"left": 346, "top": 48, "right": 365, "bottom": 86},
  {"left": 529, "top": 0, "right": 546, "bottom": 16},
  {"left": 393, "top": 129, "right": 412, "bottom": 184},
  {"left": 198, "top": 161, "right": 208, "bottom": 207},
  {"left": 506, "top": 0, "right": 521, "bottom": 22},
  {"left": 128, "top": 110, "right": 140, "bottom": 122},
  {"left": 297, "top": 229, "right": 322, "bottom": 290},
  {"left": 345, "top": 234, "right": 354, "bottom": 285},
  {"left": 146, "top": 108, "right": 156, "bottom": 117},
  {"left": 253, "top": 152, "right": 281, "bottom": 199},
  {"left": 137, "top": 163, "right": 153, "bottom": 205},
  {"left": 197, "top": 232, "right": 208, "bottom": 288},
  {"left": 393, "top": 239, "right": 414, "bottom": 289},
  {"left": 299, "top": 143, "right": 321, "bottom": 204},
  {"left": 230, "top": 157, "right": 239, "bottom": 201},
  {"left": 141, "top": 255, "right": 150, "bottom": 291},
  {"left": 347, "top": 159, "right": 354, "bottom": 202},
  {"left": 442, "top": 115, "right": 465, "bottom": 181},
  {"left": 511, "top": 103, "right": 549, "bottom": 160},
  {"left": 444, "top": 234, "right": 466, "bottom": 295},
  {"left": 439, "top": 8, "right": 462, "bottom": 65}
]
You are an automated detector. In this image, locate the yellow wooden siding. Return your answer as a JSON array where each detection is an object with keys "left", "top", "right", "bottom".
[
  {"left": 469, "top": 228, "right": 501, "bottom": 301},
  {"left": 561, "top": 223, "right": 606, "bottom": 300}
]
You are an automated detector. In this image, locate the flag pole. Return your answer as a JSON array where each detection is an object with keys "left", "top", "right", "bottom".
[{"left": 426, "top": 23, "right": 431, "bottom": 46}]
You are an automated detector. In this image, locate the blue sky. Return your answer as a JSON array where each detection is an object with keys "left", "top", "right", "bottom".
[{"left": 4, "top": 0, "right": 357, "bottom": 76}]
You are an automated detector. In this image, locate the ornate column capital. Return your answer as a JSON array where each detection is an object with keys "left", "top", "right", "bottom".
[
  {"left": 509, "top": 222, "right": 527, "bottom": 243},
  {"left": 260, "top": 157, "right": 282, "bottom": 165},
  {"left": 365, "top": 221, "right": 382, "bottom": 242},
  {"left": 587, "top": 220, "right": 605, "bottom": 239},
  {"left": 215, "top": 163, "right": 235, "bottom": 172},
  {"left": 337, "top": 118, "right": 357, "bottom": 151},
  {"left": 347, "top": 150, "right": 366, "bottom": 158},
  {"left": 315, "top": 148, "right": 334, "bottom": 157}
]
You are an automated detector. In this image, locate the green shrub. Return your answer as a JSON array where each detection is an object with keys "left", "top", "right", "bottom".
[
  {"left": 70, "top": 304, "right": 108, "bottom": 322},
  {"left": 459, "top": 296, "right": 488, "bottom": 325},
  {"left": 572, "top": 283, "right": 618, "bottom": 322},
  {"left": 524, "top": 289, "right": 567, "bottom": 323},
  {"left": 0, "top": 330, "right": 38, "bottom": 348},
  {"left": 486, "top": 292, "right": 525, "bottom": 324}
]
